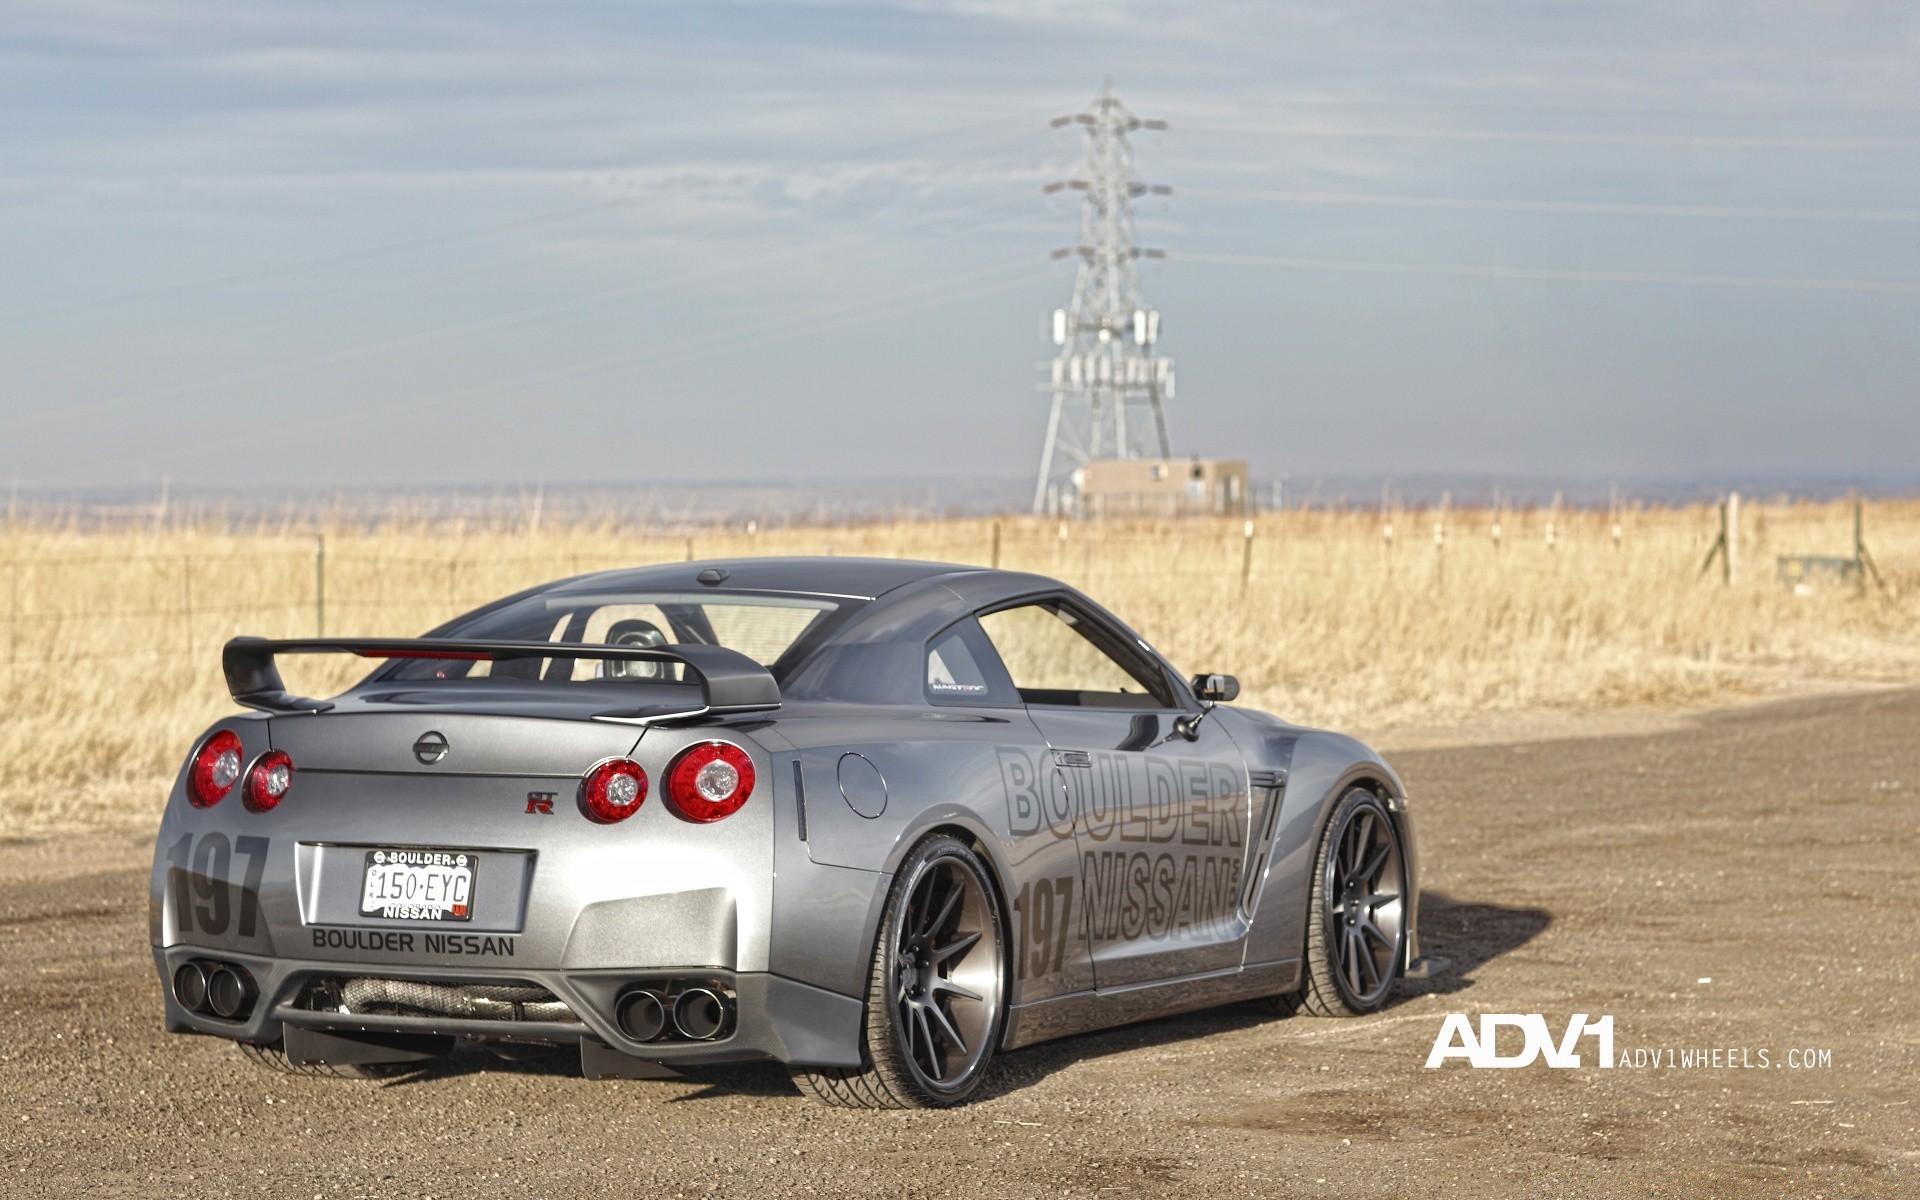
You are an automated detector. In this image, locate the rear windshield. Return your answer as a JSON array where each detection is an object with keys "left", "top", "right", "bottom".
[{"left": 380, "top": 590, "right": 860, "bottom": 685}]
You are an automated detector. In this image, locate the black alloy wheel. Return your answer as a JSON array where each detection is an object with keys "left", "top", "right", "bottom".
[
  {"left": 791, "top": 834, "right": 1007, "bottom": 1108},
  {"left": 1281, "top": 787, "right": 1408, "bottom": 1017}
]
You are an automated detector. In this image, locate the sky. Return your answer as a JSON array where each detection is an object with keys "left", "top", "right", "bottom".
[{"left": 2, "top": 0, "right": 1917, "bottom": 499}]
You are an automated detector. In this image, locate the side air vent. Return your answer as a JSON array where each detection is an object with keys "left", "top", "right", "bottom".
[{"left": 1239, "top": 776, "right": 1288, "bottom": 918}]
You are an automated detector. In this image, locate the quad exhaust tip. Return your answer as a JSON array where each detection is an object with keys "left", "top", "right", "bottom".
[
  {"left": 173, "top": 959, "right": 256, "bottom": 1022},
  {"left": 207, "top": 966, "right": 254, "bottom": 1020},
  {"left": 615, "top": 983, "right": 732, "bottom": 1043},
  {"left": 173, "top": 962, "right": 209, "bottom": 1013},
  {"left": 672, "top": 987, "right": 727, "bottom": 1041},
  {"left": 616, "top": 990, "right": 667, "bottom": 1042}
]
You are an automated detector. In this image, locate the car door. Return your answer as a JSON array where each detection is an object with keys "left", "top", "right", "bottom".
[
  {"left": 922, "top": 618, "right": 1096, "bottom": 1006},
  {"left": 974, "top": 597, "right": 1252, "bottom": 990}
]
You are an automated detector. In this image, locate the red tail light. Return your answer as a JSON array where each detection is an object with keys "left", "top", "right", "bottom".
[
  {"left": 665, "top": 742, "right": 755, "bottom": 823},
  {"left": 189, "top": 730, "right": 244, "bottom": 808},
  {"left": 582, "top": 758, "right": 648, "bottom": 823},
  {"left": 245, "top": 750, "right": 294, "bottom": 813}
]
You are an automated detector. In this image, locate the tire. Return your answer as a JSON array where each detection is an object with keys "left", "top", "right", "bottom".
[
  {"left": 792, "top": 834, "right": 1008, "bottom": 1108},
  {"left": 1277, "top": 787, "right": 1409, "bottom": 1017},
  {"left": 236, "top": 1040, "right": 424, "bottom": 1080}
]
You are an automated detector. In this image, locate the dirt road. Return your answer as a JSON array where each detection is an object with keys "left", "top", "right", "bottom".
[{"left": 4, "top": 689, "right": 1916, "bottom": 1198}]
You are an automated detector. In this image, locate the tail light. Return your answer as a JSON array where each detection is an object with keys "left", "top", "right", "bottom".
[
  {"left": 188, "top": 730, "right": 244, "bottom": 808},
  {"left": 582, "top": 758, "right": 648, "bottom": 823},
  {"left": 245, "top": 750, "right": 294, "bottom": 812},
  {"left": 665, "top": 742, "right": 755, "bottom": 823}
]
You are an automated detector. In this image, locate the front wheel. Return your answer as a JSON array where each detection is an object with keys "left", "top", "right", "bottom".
[
  {"left": 1278, "top": 787, "right": 1408, "bottom": 1017},
  {"left": 792, "top": 834, "right": 1008, "bottom": 1108}
]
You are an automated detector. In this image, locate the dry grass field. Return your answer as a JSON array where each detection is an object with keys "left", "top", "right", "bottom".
[{"left": 3, "top": 498, "right": 1917, "bottom": 832}]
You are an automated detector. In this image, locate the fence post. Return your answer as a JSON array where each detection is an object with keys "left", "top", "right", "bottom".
[
  {"left": 1855, "top": 499, "right": 1865, "bottom": 588},
  {"left": 1240, "top": 519, "right": 1254, "bottom": 591},
  {"left": 1379, "top": 483, "right": 1393, "bottom": 558},
  {"left": 1855, "top": 498, "right": 1888, "bottom": 594},
  {"left": 182, "top": 558, "right": 194, "bottom": 660},
  {"left": 6, "top": 559, "right": 16, "bottom": 684},
  {"left": 314, "top": 534, "right": 326, "bottom": 637},
  {"left": 1726, "top": 492, "right": 1740, "bottom": 584},
  {"left": 1700, "top": 499, "right": 1729, "bottom": 581}
]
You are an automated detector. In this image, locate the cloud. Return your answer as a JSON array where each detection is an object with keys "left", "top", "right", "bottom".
[{"left": 2, "top": 0, "right": 1918, "bottom": 488}]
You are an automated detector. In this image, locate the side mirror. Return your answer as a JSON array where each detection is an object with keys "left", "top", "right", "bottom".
[{"left": 1190, "top": 673, "right": 1239, "bottom": 704}]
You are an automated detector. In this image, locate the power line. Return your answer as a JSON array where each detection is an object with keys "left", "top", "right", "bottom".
[
  {"left": 1169, "top": 97, "right": 1920, "bottom": 123},
  {"left": 1178, "top": 250, "right": 1920, "bottom": 294},
  {"left": 1181, "top": 187, "right": 1920, "bottom": 224},
  {"left": 0, "top": 110, "right": 1045, "bottom": 329},
  {"left": 0, "top": 193, "right": 1032, "bottom": 437},
  {"left": 16, "top": 255, "right": 1054, "bottom": 486},
  {"left": 1177, "top": 120, "right": 1920, "bottom": 150},
  {"left": 0, "top": 198, "right": 649, "bottom": 330}
]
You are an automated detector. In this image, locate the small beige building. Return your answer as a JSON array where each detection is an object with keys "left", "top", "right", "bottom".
[{"left": 1074, "top": 457, "right": 1249, "bottom": 518}]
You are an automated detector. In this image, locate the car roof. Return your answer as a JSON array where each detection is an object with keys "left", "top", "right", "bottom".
[{"left": 548, "top": 556, "right": 991, "bottom": 601}]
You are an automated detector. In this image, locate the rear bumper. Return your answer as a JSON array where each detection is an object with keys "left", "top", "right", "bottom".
[{"left": 153, "top": 945, "right": 865, "bottom": 1068}]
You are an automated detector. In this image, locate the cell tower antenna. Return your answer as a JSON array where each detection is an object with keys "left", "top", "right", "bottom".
[{"left": 1031, "top": 83, "right": 1174, "bottom": 515}]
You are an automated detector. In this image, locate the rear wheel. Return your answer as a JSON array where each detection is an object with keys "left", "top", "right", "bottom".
[
  {"left": 792, "top": 834, "right": 1007, "bottom": 1108},
  {"left": 236, "top": 1041, "right": 423, "bottom": 1080},
  {"left": 1278, "top": 787, "right": 1407, "bottom": 1017}
]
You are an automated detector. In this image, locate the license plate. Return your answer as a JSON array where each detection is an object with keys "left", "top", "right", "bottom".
[{"left": 359, "top": 849, "right": 477, "bottom": 922}]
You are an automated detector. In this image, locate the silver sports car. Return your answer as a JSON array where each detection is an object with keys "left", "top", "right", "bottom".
[{"left": 151, "top": 557, "right": 1435, "bottom": 1107}]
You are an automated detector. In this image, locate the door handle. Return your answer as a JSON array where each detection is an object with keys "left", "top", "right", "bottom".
[{"left": 1051, "top": 749, "right": 1092, "bottom": 769}]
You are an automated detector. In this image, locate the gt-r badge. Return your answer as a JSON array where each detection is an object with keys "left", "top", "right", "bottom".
[
  {"left": 525, "top": 791, "right": 556, "bottom": 814},
  {"left": 412, "top": 731, "right": 449, "bottom": 764}
]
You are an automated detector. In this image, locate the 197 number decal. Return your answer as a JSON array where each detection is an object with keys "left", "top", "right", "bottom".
[
  {"left": 163, "top": 833, "right": 269, "bottom": 938},
  {"left": 1012, "top": 875, "right": 1075, "bottom": 979}
]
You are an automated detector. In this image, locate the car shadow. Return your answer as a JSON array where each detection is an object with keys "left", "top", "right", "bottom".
[
  {"left": 1401, "top": 889, "right": 1553, "bottom": 997},
  {"left": 365, "top": 1035, "right": 805, "bottom": 1098},
  {"left": 374, "top": 1041, "right": 581, "bottom": 1088},
  {"left": 659, "top": 1063, "right": 802, "bottom": 1100},
  {"left": 374, "top": 890, "right": 1549, "bottom": 1102},
  {"left": 975, "top": 889, "right": 1550, "bottom": 1102}
]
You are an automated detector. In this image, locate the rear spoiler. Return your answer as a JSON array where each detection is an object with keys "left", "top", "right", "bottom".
[{"left": 220, "top": 636, "right": 781, "bottom": 721}]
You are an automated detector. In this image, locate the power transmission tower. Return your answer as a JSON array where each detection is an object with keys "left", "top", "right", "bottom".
[{"left": 1031, "top": 83, "right": 1175, "bottom": 515}]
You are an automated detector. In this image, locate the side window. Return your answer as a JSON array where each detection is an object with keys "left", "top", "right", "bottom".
[
  {"left": 925, "top": 620, "right": 1018, "bottom": 707},
  {"left": 976, "top": 601, "right": 1172, "bottom": 709}
]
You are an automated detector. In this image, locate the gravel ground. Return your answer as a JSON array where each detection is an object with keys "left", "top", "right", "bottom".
[{"left": 3, "top": 688, "right": 1917, "bottom": 1199}]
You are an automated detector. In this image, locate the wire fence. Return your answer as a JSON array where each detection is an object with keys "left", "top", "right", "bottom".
[{"left": 1, "top": 501, "right": 1904, "bottom": 675}]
